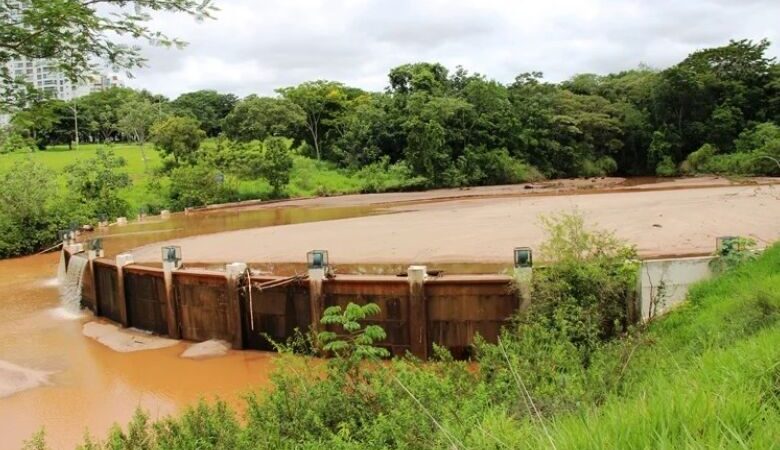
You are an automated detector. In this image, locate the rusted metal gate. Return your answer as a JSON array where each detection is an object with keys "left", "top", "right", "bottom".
[
  {"left": 94, "top": 262, "right": 122, "bottom": 323},
  {"left": 241, "top": 278, "right": 311, "bottom": 350},
  {"left": 124, "top": 269, "right": 168, "bottom": 335},
  {"left": 174, "top": 272, "right": 234, "bottom": 342},
  {"left": 426, "top": 277, "right": 518, "bottom": 359},
  {"left": 323, "top": 277, "right": 411, "bottom": 357}
]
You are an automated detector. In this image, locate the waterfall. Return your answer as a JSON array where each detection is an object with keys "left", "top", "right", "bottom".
[
  {"left": 56, "top": 250, "right": 67, "bottom": 285},
  {"left": 60, "top": 254, "right": 88, "bottom": 314}
]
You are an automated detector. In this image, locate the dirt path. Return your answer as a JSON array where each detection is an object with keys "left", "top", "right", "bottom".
[{"left": 131, "top": 182, "right": 780, "bottom": 266}]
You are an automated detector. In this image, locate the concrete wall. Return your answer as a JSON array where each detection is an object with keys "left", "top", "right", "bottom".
[{"left": 638, "top": 256, "right": 714, "bottom": 321}]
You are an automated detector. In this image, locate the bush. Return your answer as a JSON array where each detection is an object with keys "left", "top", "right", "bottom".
[
  {"left": 64, "top": 148, "right": 131, "bottom": 220},
  {"left": 167, "top": 164, "right": 238, "bottom": 210},
  {"left": 456, "top": 146, "right": 542, "bottom": 186},
  {"left": 655, "top": 155, "right": 678, "bottom": 176},
  {"left": 0, "top": 160, "right": 79, "bottom": 257},
  {"left": 355, "top": 157, "right": 428, "bottom": 193}
]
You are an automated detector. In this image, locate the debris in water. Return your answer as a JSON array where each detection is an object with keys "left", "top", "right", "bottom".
[
  {"left": 0, "top": 360, "right": 52, "bottom": 398},
  {"left": 83, "top": 322, "right": 179, "bottom": 353},
  {"left": 180, "top": 340, "right": 231, "bottom": 359}
]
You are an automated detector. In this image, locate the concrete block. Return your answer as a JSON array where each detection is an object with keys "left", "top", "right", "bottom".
[
  {"left": 116, "top": 217, "right": 128, "bottom": 226},
  {"left": 116, "top": 253, "right": 134, "bottom": 267}
]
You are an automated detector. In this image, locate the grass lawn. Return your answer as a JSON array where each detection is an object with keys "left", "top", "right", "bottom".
[{"left": 0, "top": 142, "right": 377, "bottom": 212}]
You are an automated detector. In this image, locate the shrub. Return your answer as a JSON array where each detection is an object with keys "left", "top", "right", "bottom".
[
  {"left": 655, "top": 155, "right": 678, "bottom": 176},
  {"left": 64, "top": 148, "right": 131, "bottom": 220},
  {"left": 167, "top": 164, "right": 238, "bottom": 210}
]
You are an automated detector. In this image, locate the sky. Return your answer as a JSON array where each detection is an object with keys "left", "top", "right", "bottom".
[{"left": 125, "top": 0, "right": 780, "bottom": 99}]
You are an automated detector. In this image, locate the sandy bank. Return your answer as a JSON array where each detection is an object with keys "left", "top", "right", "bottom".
[
  {"left": 129, "top": 183, "right": 780, "bottom": 266},
  {"left": 83, "top": 322, "right": 179, "bottom": 352}
]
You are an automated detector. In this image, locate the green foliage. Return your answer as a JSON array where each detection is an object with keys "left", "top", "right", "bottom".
[
  {"left": 0, "top": 159, "right": 73, "bottom": 257},
  {"left": 655, "top": 155, "right": 678, "bottom": 176},
  {"left": 166, "top": 164, "right": 237, "bottom": 210},
  {"left": 150, "top": 116, "right": 206, "bottom": 166},
  {"left": 64, "top": 149, "right": 131, "bottom": 219},
  {"left": 222, "top": 96, "right": 305, "bottom": 142},
  {"left": 710, "top": 236, "right": 758, "bottom": 273},
  {"left": 170, "top": 90, "right": 238, "bottom": 137},
  {"left": 318, "top": 302, "right": 390, "bottom": 364},
  {"left": 261, "top": 137, "right": 294, "bottom": 195}
]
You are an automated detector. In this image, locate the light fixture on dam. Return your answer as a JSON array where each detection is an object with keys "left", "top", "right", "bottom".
[
  {"left": 88, "top": 238, "right": 104, "bottom": 258},
  {"left": 514, "top": 247, "right": 533, "bottom": 269},
  {"left": 307, "top": 250, "right": 329, "bottom": 271},
  {"left": 162, "top": 245, "right": 182, "bottom": 270}
]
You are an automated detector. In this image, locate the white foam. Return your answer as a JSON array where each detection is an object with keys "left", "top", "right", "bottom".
[
  {"left": 180, "top": 340, "right": 231, "bottom": 359},
  {"left": 0, "top": 360, "right": 53, "bottom": 398},
  {"left": 83, "top": 322, "right": 179, "bottom": 353},
  {"left": 48, "top": 306, "right": 88, "bottom": 321},
  {"left": 40, "top": 277, "right": 60, "bottom": 288}
]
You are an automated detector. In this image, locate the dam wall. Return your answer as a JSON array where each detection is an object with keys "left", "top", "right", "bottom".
[
  {"left": 73, "top": 254, "right": 520, "bottom": 359},
  {"left": 67, "top": 249, "right": 717, "bottom": 359}
]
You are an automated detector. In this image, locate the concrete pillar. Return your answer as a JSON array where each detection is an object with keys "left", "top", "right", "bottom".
[
  {"left": 513, "top": 267, "right": 533, "bottom": 310},
  {"left": 115, "top": 253, "right": 134, "bottom": 327},
  {"left": 116, "top": 217, "right": 128, "bottom": 226},
  {"left": 160, "top": 210, "right": 171, "bottom": 219},
  {"left": 86, "top": 250, "right": 99, "bottom": 314},
  {"left": 162, "top": 260, "right": 181, "bottom": 339},
  {"left": 308, "top": 267, "right": 325, "bottom": 334},
  {"left": 407, "top": 265, "right": 428, "bottom": 359},
  {"left": 225, "top": 263, "right": 247, "bottom": 349}
]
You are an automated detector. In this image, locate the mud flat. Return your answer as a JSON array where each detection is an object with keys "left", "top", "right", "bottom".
[{"left": 130, "top": 182, "right": 780, "bottom": 266}]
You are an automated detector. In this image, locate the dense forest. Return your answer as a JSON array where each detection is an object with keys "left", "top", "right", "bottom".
[
  {"left": 4, "top": 38, "right": 780, "bottom": 181},
  {"left": 1, "top": 39, "right": 780, "bottom": 258}
]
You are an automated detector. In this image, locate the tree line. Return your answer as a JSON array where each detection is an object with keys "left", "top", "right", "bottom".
[{"left": 3, "top": 38, "right": 779, "bottom": 183}]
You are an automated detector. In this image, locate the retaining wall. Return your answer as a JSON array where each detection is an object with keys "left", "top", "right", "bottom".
[{"left": 638, "top": 256, "right": 715, "bottom": 320}]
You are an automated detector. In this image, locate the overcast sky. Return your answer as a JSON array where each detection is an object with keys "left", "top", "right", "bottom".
[{"left": 125, "top": 0, "right": 780, "bottom": 99}]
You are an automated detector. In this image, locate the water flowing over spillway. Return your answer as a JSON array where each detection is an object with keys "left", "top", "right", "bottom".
[
  {"left": 59, "top": 254, "right": 87, "bottom": 313},
  {"left": 56, "top": 250, "right": 67, "bottom": 285}
]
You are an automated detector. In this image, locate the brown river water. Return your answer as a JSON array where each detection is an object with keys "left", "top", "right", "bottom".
[{"left": 0, "top": 204, "right": 387, "bottom": 450}]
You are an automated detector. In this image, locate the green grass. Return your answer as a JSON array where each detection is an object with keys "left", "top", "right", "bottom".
[
  {"left": 0, "top": 143, "right": 378, "bottom": 212},
  {"left": 503, "top": 245, "right": 780, "bottom": 449}
]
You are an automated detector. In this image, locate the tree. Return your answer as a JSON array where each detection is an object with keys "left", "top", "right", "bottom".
[
  {"left": 76, "top": 87, "right": 140, "bottom": 142},
  {"left": 65, "top": 148, "right": 131, "bottom": 219},
  {"left": 170, "top": 90, "right": 238, "bottom": 136},
  {"left": 117, "top": 99, "right": 163, "bottom": 171},
  {"left": 222, "top": 96, "right": 305, "bottom": 142},
  {"left": 261, "top": 137, "right": 293, "bottom": 195},
  {"left": 149, "top": 116, "right": 206, "bottom": 165},
  {"left": 0, "top": 0, "right": 215, "bottom": 109},
  {"left": 277, "top": 81, "right": 354, "bottom": 160}
]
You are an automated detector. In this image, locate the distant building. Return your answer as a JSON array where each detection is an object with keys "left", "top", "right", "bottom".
[{"left": 4, "top": 57, "right": 125, "bottom": 102}]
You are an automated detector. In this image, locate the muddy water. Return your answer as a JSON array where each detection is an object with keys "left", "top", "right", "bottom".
[{"left": 0, "top": 204, "right": 386, "bottom": 450}]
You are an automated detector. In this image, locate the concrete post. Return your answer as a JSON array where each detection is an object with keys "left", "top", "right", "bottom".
[
  {"left": 308, "top": 267, "right": 325, "bottom": 334},
  {"left": 407, "top": 265, "right": 428, "bottom": 359},
  {"left": 162, "top": 260, "right": 181, "bottom": 339},
  {"left": 225, "top": 263, "right": 247, "bottom": 349},
  {"left": 86, "top": 250, "right": 99, "bottom": 314},
  {"left": 513, "top": 267, "right": 533, "bottom": 310},
  {"left": 116, "top": 217, "right": 128, "bottom": 226},
  {"left": 115, "top": 253, "right": 134, "bottom": 327},
  {"left": 160, "top": 210, "right": 171, "bottom": 219}
]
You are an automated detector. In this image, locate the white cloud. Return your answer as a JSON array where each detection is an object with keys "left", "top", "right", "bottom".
[{"left": 122, "top": 0, "right": 780, "bottom": 98}]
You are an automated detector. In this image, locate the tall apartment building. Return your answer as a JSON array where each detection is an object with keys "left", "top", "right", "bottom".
[
  {"left": 5, "top": 57, "right": 125, "bottom": 102},
  {"left": 0, "top": 2, "right": 125, "bottom": 124}
]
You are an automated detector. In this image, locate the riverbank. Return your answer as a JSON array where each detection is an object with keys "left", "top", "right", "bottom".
[{"left": 129, "top": 178, "right": 780, "bottom": 267}]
